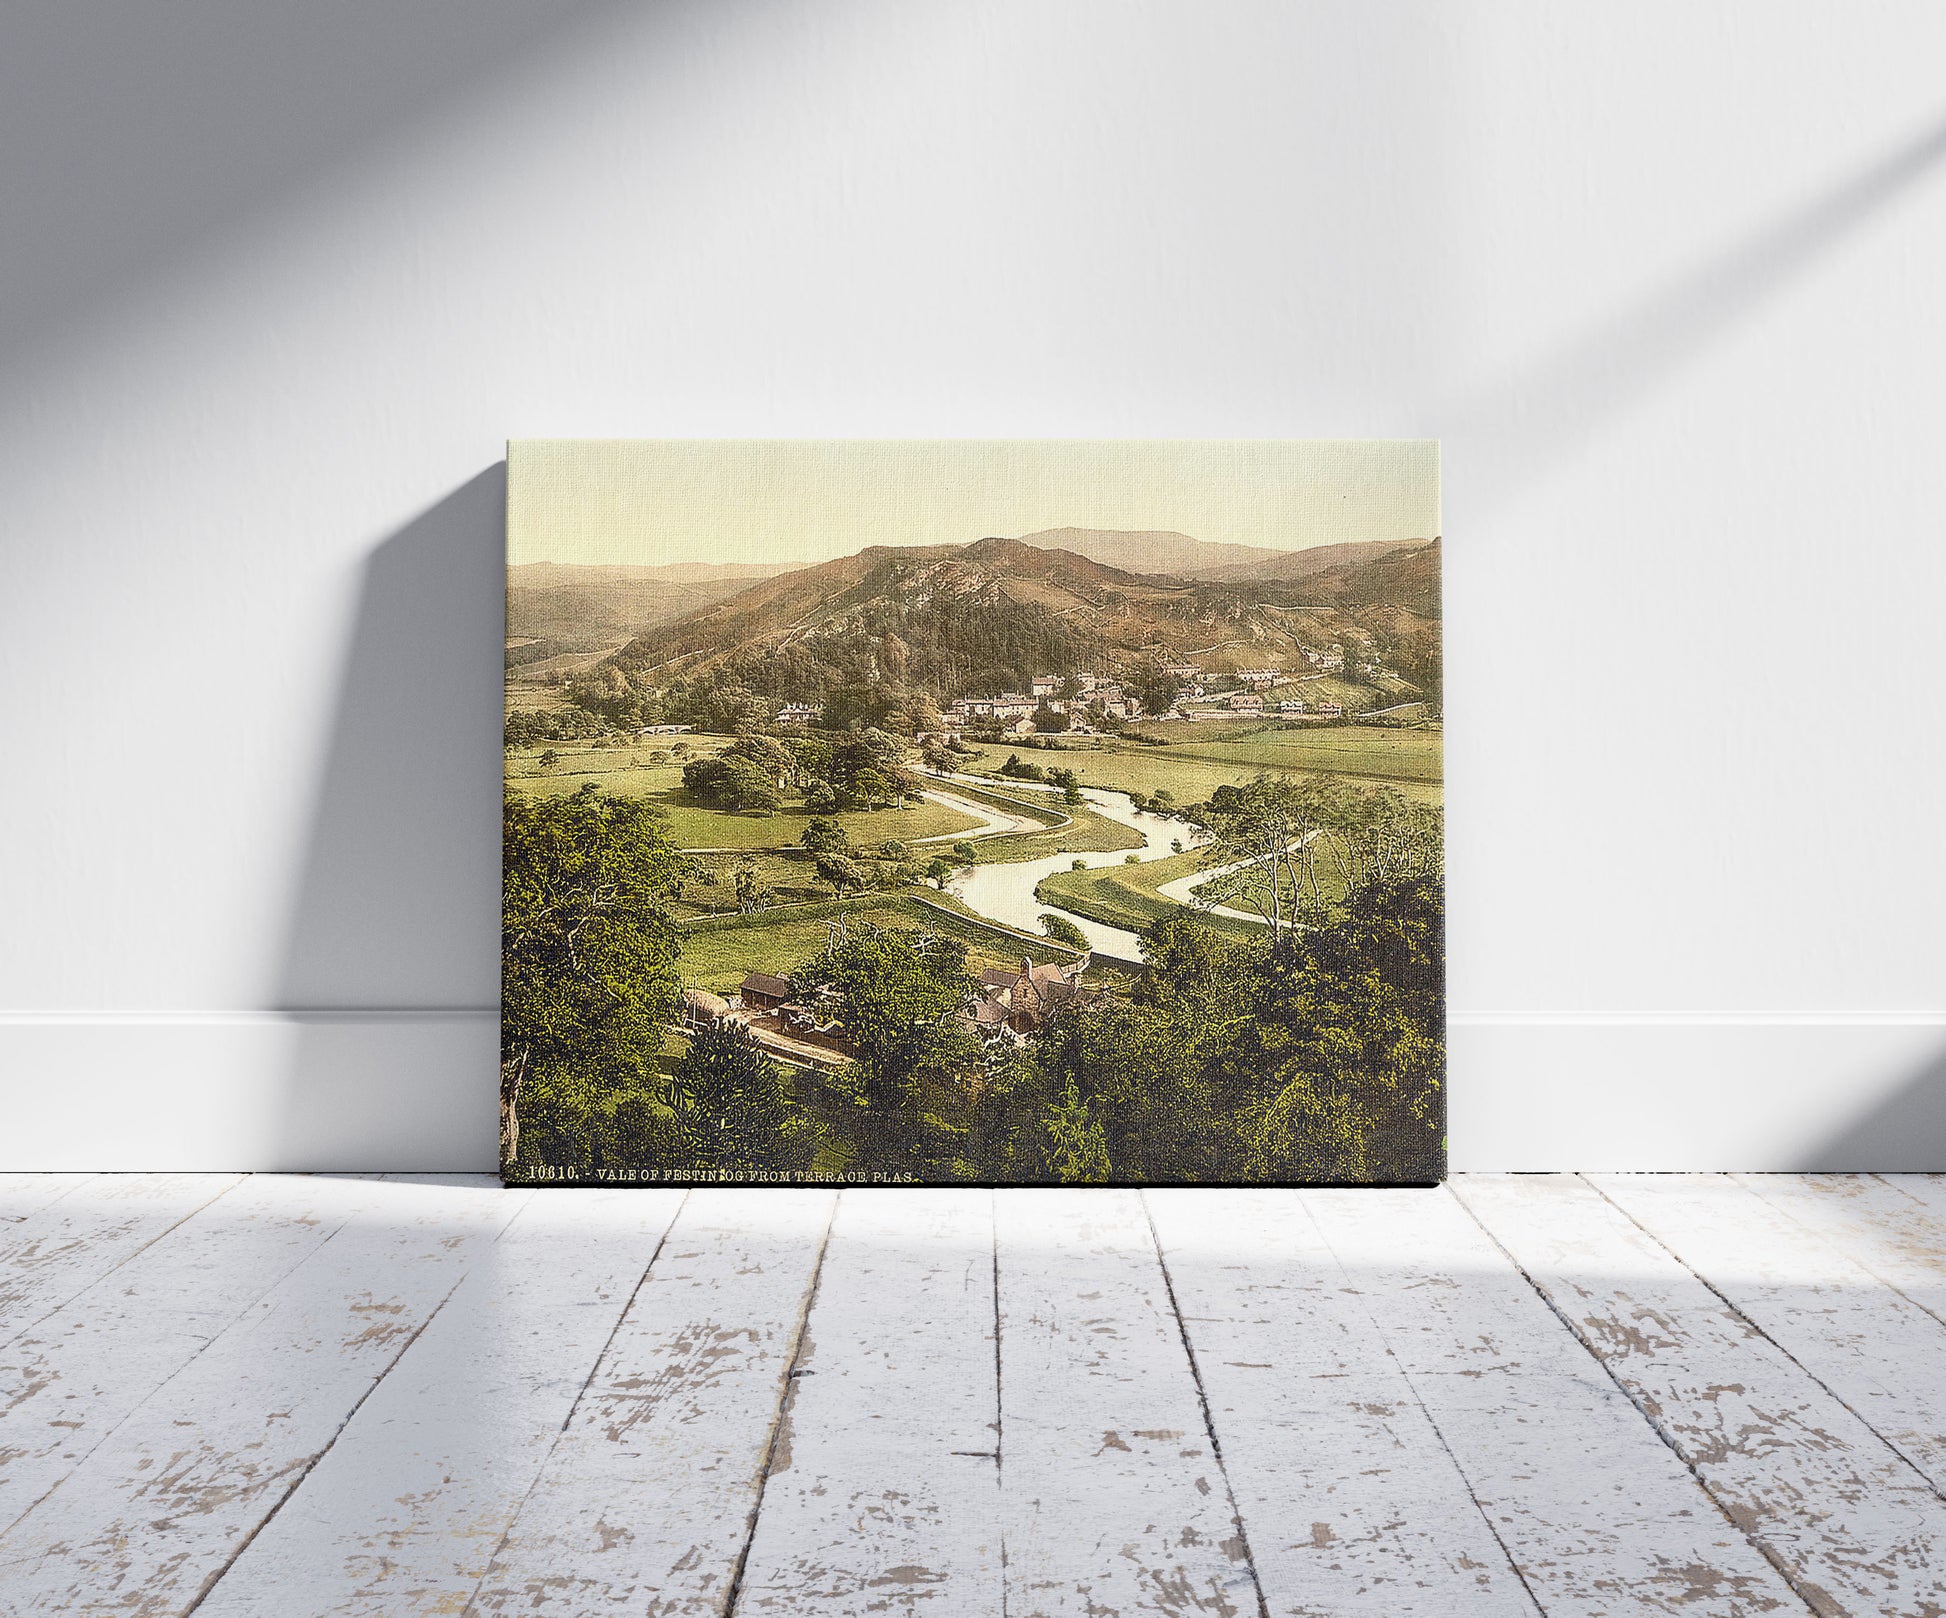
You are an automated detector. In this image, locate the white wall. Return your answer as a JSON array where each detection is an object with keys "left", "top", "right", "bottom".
[{"left": 4, "top": 1, "right": 1943, "bottom": 1171}]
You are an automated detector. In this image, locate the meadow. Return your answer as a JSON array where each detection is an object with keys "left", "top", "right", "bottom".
[
  {"left": 675, "top": 891, "right": 1101, "bottom": 995},
  {"left": 1033, "top": 848, "right": 1270, "bottom": 941},
  {"left": 507, "top": 742, "right": 984, "bottom": 849},
  {"left": 960, "top": 724, "right": 1444, "bottom": 810}
]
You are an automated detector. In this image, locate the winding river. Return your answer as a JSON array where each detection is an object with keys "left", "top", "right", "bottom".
[{"left": 936, "top": 773, "right": 1212, "bottom": 965}]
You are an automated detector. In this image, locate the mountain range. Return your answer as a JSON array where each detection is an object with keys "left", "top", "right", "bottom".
[
  {"left": 604, "top": 533, "right": 1439, "bottom": 704},
  {"left": 507, "top": 560, "right": 786, "bottom": 645},
  {"left": 1012, "top": 527, "right": 1418, "bottom": 582}
]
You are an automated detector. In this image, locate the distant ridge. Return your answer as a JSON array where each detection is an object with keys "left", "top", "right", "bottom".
[
  {"left": 1011, "top": 527, "right": 1285, "bottom": 577},
  {"left": 507, "top": 560, "right": 789, "bottom": 644},
  {"left": 1193, "top": 538, "right": 1424, "bottom": 584}
]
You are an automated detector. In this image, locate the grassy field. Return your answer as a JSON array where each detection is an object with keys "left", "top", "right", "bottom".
[
  {"left": 1034, "top": 851, "right": 1268, "bottom": 942},
  {"left": 1155, "top": 727, "right": 1442, "bottom": 784},
  {"left": 508, "top": 744, "right": 984, "bottom": 849},
  {"left": 675, "top": 891, "right": 1099, "bottom": 995},
  {"left": 960, "top": 727, "right": 1443, "bottom": 810}
]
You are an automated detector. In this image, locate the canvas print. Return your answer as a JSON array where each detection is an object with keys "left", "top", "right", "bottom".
[{"left": 503, "top": 441, "right": 1443, "bottom": 1185}]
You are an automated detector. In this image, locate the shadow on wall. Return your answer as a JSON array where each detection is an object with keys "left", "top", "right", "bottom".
[
  {"left": 272, "top": 466, "right": 506, "bottom": 1171},
  {"left": 1796, "top": 1047, "right": 1946, "bottom": 1172},
  {"left": 0, "top": 1, "right": 644, "bottom": 377}
]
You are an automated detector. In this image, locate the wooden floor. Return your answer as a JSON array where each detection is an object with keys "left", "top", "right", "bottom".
[{"left": 2, "top": 1177, "right": 1944, "bottom": 1615}]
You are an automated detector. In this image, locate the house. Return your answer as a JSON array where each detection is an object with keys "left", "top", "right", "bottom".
[
  {"left": 1316, "top": 701, "right": 1345, "bottom": 719},
  {"left": 1235, "top": 668, "right": 1281, "bottom": 689},
  {"left": 775, "top": 703, "right": 820, "bottom": 726},
  {"left": 1005, "top": 716, "right": 1038, "bottom": 737},
  {"left": 738, "top": 972, "right": 793, "bottom": 1013},
  {"left": 1030, "top": 675, "right": 1061, "bottom": 698},
  {"left": 1311, "top": 647, "right": 1345, "bottom": 671},
  {"left": 1162, "top": 663, "right": 1201, "bottom": 680},
  {"left": 957, "top": 994, "right": 1013, "bottom": 1040},
  {"left": 979, "top": 956, "right": 1096, "bottom": 1034},
  {"left": 1277, "top": 698, "right": 1308, "bottom": 714},
  {"left": 637, "top": 723, "right": 694, "bottom": 736},
  {"left": 1228, "top": 694, "right": 1265, "bottom": 714}
]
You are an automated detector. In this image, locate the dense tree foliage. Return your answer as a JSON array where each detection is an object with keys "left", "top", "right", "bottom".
[
  {"left": 501, "top": 786, "right": 685, "bottom": 1172},
  {"left": 790, "top": 924, "right": 981, "bottom": 1176},
  {"left": 671, "top": 1017, "right": 815, "bottom": 1174}
]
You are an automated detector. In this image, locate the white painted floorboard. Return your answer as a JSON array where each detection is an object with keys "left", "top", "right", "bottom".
[{"left": 0, "top": 1174, "right": 1941, "bottom": 1617}]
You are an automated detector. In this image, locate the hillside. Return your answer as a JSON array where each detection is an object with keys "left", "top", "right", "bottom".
[
  {"left": 1194, "top": 538, "right": 1423, "bottom": 584},
  {"left": 1012, "top": 527, "right": 1286, "bottom": 578},
  {"left": 607, "top": 536, "right": 1437, "bottom": 721},
  {"left": 507, "top": 561, "right": 786, "bottom": 646},
  {"left": 1295, "top": 538, "right": 1442, "bottom": 617}
]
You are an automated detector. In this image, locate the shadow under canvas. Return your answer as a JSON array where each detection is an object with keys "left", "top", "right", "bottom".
[{"left": 270, "top": 465, "right": 506, "bottom": 1171}]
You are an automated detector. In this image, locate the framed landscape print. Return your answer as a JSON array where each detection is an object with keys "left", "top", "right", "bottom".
[{"left": 502, "top": 441, "right": 1443, "bottom": 1186}]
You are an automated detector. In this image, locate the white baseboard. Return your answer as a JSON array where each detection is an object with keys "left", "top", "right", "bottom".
[
  {"left": 0, "top": 1012, "right": 1941, "bottom": 1172},
  {"left": 0, "top": 1012, "right": 500, "bottom": 1172}
]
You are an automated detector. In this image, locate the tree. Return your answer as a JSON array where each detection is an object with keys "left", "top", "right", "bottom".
[
  {"left": 1033, "top": 701, "right": 1069, "bottom": 734},
  {"left": 671, "top": 1017, "right": 815, "bottom": 1174},
  {"left": 538, "top": 749, "right": 560, "bottom": 771},
  {"left": 878, "top": 839, "right": 910, "bottom": 861},
  {"left": 733, "top": 862, "right": 769, "bottom": 914},
  {"left": 850, "top": 768, "right": 891, "bottom": 810},
  {"left": 721, "top": 757, "right": 783, "bottom": 814},
  {"left": 814, "top": 852, "right": 868, "bottom": 896},
  {"left": 803, "top": 780, "right": 839, "bottom": 815},
  {"left": 951, "top": 840, "right": 980, "bottom": 866},
  {"left": 790, "top": 924, "right": 979, "bottom": 1174},
  {"left": 1188, "top": 774, "right": 1328, "bottom": 948},
  {"left": 1039, "top": 912, "right": 1089, "bottom": 949},
  {"left": 1130, "top": 661, "right": 1183, "bottom": 717},
  {"left": 501, "top": 786, "right": 683, "bottom": 1172},
  {"left": 926, "top": 856, "right": 957, "bottom": 890},
  {"left": 801, "top": 817, "right": 850, "bottom": 857}
]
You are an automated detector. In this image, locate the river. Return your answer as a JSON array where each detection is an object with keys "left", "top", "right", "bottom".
[{"left": 938, "top": 773, "right": 1211, "bottom": 966}]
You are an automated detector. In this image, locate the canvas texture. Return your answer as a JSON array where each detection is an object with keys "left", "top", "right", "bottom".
[{"left": 502, "top": 441, "right": 1443, "bottom": 1186}]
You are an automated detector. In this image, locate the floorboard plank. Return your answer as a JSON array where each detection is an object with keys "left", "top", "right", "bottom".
[
  {"left": 732, "top": 1189, "right": 1003, "bottom": 1615},
  {"left": 0, "top": 1175, "right": 523, "bottom": 1616},
  {"left": 1458, "top": 1173, "right": 1946, "bottom": 1617},
  {"left": 1146, "top": 1188, "right": 1539, "bottom": 1616},
  {"left": 1306, "top": 1185, "right": 1806, "bottom": 1616},
  {"left": 187, "top": 1187, "right": 686, "bottom": 1617},
  {"left": 995, "top": 1187, "right": 1261, "bottom": 1618},
  {"left": 0, "top": 1174, "right": 96, "bottom": 1223},
  {"left": 1734, "top": 1176, "right": 1946, "bottom": 1324},
  {"left": 464, "top": 1188, "right": 837, "bottom": 1616},
  {"left": 0, "top": 1174, "right": 404, "bottom": 1537},
  {"left": 0, "top": 1173, "right": 245, "bottom": 1348},
  {"left": 1593, "top": 1174, "right": 1946, "bottom": 1500}
]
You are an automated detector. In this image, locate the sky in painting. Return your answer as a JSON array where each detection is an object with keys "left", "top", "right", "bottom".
[{"left": 507, "top": 439, "right": 1439, "bottom": 567}]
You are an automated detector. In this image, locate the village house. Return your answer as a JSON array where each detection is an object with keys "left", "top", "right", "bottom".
[
  {"left": 1311, "top": 647, "right": 1345, "bottom": 671},
  {"left": 774, "top": 703, "right": 820, "bottom": 726},
  {"left": 738, "top": 972, "right": 793, "bottom": 1014},
  {"left": 1227, "top": 693, "right": 1266, "bottom": 713},
  {"left": 1235, "top": 668, "right": 1281, "bottom": 689},
  {"left": 1029, "top": 675, "right": 1061, "bottom": 698},
  {"left": 1315, "top": 701, "right": 1345, "bottom": 719},
  {"left": 1277, "top": 697, "right": 1308, "bottom": 713},
  {"left": 1162, "top": 663, "right": 1201, "bottom": 680},
  {"left": 1005, "top": 716, "right": 1038, "bottom": 737},
  {"left": 976, "top": 956, "right": 1096, "bottom": 1035}
]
